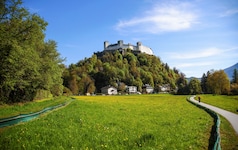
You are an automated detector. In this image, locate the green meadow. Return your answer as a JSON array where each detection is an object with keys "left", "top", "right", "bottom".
[
  {"left": 197, "top": 95, "right": 238, "bottom": 114},
  {"left": 0, "top": 94, "right": 237, "bottom": 149}
]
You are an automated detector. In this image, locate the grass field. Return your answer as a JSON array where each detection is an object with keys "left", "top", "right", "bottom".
[
  {"left": 0, "top": 94, "right": 237, "bottom": 149},
  {"left": 0, "top": 97, "right": 70, "bottom": 119},
  {"left": 193, "top": 95, "right": 238, "bottom": 149},
  {"left": 196, "top": 95, "right": 238, "bottom": 114}
]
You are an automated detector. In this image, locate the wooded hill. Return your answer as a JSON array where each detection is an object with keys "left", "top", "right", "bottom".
[{"left": 63, "top": 50, "right": 181, "bottom": 95}]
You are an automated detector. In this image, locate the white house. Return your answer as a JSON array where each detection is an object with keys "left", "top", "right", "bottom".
[
  {"left": 101, "top": 85, "right": 118, "bottom": 95},
  {"left": 143, "top": 84, "right": 154, "bottom": 94},
  {"left": 159, "top": 84, "right": 171, "bottom": 92},
  {"left": 126, "top": 86, "right": 137, "bottom": 94},
  {"left": 104, "top": 40, "right": 153, "bottom": 55}
]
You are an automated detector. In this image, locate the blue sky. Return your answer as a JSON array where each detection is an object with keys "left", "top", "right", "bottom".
[{"left": 23, "top": 0, "right": 238, "bottom": 77}]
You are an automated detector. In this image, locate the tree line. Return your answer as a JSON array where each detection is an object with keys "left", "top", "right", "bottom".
[
  {"left": 0, "top": 0, "right": 63, "bottom": 103},
  {"left": 177, "top": 69, "right": 238, "bottom": 95}
]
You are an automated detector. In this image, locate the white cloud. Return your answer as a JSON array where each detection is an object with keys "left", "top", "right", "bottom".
[
  {"left": 170, "top": 47, "right": 221, "bottom": 59},
  {"left": 169, "top": 47, "right": 238, "bottom": 59},
  {"left": 115, "top": 2, "right": 198, "bottom": 34},
  {"left": 176, "top": 61, "right": 216, "bottom": 68},
  {"left": 220, "top": 9, "right": 238, "bottom": 17},
  {"left": 163, "top": 46, "right": 238, "bottom": 77}
]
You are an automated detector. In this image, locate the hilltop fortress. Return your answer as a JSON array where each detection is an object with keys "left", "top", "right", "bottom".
[{"left": 103, "top": 40, "right": 153, "bottom": 55}]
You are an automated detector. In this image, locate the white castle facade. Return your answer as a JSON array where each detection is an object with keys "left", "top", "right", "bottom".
[{"left": 104, "top": 40, "right": 153, "bottom": 55}]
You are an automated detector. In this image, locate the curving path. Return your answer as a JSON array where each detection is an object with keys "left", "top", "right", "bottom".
[{"left": 189, "top": 96, "right": 238, "bottom": 135}]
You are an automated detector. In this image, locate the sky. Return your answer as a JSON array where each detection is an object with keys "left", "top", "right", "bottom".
[{"left": 23, "top": 0, "right": 238, "bottom": 78}]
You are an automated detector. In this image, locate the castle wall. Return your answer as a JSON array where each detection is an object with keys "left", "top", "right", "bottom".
[
  {"left": 104, "top": 40, "right": 153, "bottom": 55},
  {"left": 139, "top": 45, "right": 153, "bottom": 55}
]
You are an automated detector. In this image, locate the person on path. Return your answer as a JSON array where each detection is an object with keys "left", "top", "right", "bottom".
[{"left": 198, "top": 96, "right": 201, "bottom": 103}]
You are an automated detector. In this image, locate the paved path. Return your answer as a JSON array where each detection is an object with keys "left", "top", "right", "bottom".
[{"left": 189, "top": 96, "right": 238, "bottom": 135}]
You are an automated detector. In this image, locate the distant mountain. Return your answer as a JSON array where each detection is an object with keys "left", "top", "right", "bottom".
[{"left": 224, "top": 63, "right": 238, "bottom": 80}]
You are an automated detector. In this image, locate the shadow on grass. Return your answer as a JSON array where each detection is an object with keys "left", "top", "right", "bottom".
[{"left": 207, "top": 113, "right": 218, "bottom": 150}]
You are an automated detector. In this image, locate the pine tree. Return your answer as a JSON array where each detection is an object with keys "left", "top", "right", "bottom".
[
  {"left": 201, "top": 73, "right": 207, "bottom": 93},
  {"left": 232, "top": 69, "right": 238, "bottom": 84}
]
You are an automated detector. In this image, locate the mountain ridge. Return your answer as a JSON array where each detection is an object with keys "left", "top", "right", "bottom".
[{"left": 224, "top": 63, "right": 238, "bottom": 80}]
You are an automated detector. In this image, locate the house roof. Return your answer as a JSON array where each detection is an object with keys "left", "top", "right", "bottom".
[
  {"left": 101, "top": 85, "right": 117, "bottom": 90},
  {"left": 143, "top": 84, "right": 153, "bottom": 88}
]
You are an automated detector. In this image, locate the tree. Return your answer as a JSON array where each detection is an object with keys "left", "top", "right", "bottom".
[
  {"left": 232, "top": 69, "right": 238, "bottom": 84},
  {"left": 200, "top": 73, "right": 208, "bottom": 93},
  {"left": 207, "top": 70, "right": 230, "bottom": 95},
  {"left": 118, "top": 82, "right": 126, "bottom": 92},
  {"left": 78, "top": 74, "right": 95, "bottom": 94},
  {"left": 39, "top": 40, "right": 63, "bottom": 96},
  {"left": 0, "top": 0, "right": 63, "bottom": 103},
  {"left": 188, "top": 78, "right": 202, "bottom": 94},
  {"left": 68, "top": 75, "right": 79, "bottom": 95},
  {"left": 0, "top": 0, "right": 45, "bottom": 102},
  {"left": 230, "top": 69, "right": 238, "bottom": 95},
  {"left": 176, "top": 73, "right": 189, "bottom": 95},
  {"left": 230, "top": 83, "right": 238, "bottom": 95}
]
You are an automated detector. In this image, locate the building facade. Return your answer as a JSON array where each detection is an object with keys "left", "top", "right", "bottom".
[
  {"left": 104, "top": 40, "right": 153, "bottom": 55},
  {"left": 101, "top": 85, "right": 118, "bottom": 95},
  {"left": 126, "top": 86, "right": 137, "bottom": 94},
  {"left": 143, "top": 84, "right": 154, "bottom": 94}
]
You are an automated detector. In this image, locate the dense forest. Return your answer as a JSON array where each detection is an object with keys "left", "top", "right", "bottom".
[
  {"left": 0, "top": 0, "right": 63, "bottom": 103},
  {"left": 62, "top": 50, "right": 180, "bottom": 95}
]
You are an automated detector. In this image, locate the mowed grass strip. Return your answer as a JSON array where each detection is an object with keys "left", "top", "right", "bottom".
[
  {"left": 196, "top": 95, "right": 238, "bottom": 114},
  {"left": 0, "top": 94, "right": 213, "bottom": 149},
  {"left": 0, "top": 97, "right": 69, "bottom": 119}
]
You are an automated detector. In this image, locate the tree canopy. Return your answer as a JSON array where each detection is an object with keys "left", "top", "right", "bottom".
[
  {"left": 207, "top": 70, "right": 230, "bottom": 95},
  {"left": 63, "top": 51, "right": 180, "bottom": 95},
  {"left": 0, "top": 0, "right": 63, "bottom": 103},
  {"left": 188, "top": 78, "right": 201, "bottom": 95}
]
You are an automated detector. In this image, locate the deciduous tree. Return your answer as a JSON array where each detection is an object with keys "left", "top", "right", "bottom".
[
  {"left": 207, "top": 70, "right": 230, "bottom": 95},
  {"left": 188, "top": 78, "right": 202, "bottom": 94},
  {"left": 0, "top": 0, "right": 63, "bottom": 103}
]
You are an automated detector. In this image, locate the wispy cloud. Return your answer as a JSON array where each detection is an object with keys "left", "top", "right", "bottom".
[
  {"left": 164, "top": 46, "right": 238, "bottom": 77},
  {"left": 170, "top": 47, "right": 221, "bottom": 59},
  {"left": 220, "top": 9, "right": 238, "bottom": 17},
  {"left": 169, "top": 47, "right": 238, "bottom": 59},
  {"left": 176, "top": 61, "right": 216, "bottom": 68},
  {"left": 115, "top": 1, "right": 198, "bottom": 34}
]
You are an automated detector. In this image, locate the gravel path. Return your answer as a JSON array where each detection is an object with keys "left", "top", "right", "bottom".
[{"left": 189, "top": 96, "right": 238, "bottom": 135}]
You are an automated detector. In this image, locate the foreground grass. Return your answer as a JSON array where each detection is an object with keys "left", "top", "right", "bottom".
[
  {"left": 0, "top": 95, "right": 214, "bottom": 149},
  {"left": 219, "top": 116, "right": 238, "bottom": 149},
  {"left": 0, "top": 96, "right": 69, "bottom": 119},
  {"left": 194, "top": 95, "right": 238, "bottom": 149},
  {"left": 196, "top": 95, "right": 238, "bottom": 114}
]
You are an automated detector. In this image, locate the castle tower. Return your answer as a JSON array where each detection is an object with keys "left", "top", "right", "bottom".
[
  {"left": 137, "top": 42, "right": 142, "bottom": 51},
  {"left": 104, "top": 41, "right": 109, "bottom": 49},
  {"left": 118, "top": 40, "right": 123, "bottom": 47}
]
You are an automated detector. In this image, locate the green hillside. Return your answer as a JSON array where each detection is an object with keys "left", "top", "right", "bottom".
[{"left": 63, "top": 50, "right": 180, "bottom": 95}]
